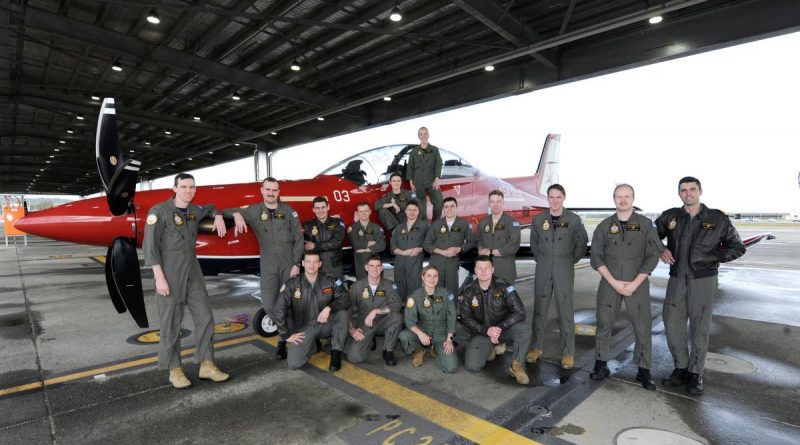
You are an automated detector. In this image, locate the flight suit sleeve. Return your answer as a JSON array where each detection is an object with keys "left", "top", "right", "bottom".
[
  {"left": 347, "top": 225, "right": 359, "bottom": 250},
  {"left": 406, "top": 153, "right": 416, "bottom": 182},
  {"left": 197, "top": 203, "right": 218, "bottom": 220},
  {"left": 590, "top": 224, "right": 606, "bottom": 271},
  {"left": 497, "top": 285, "right": 526, "bottom": 330},
  {"left": 143, "top": 209, "right": 163, "bottom": 266},
  {"left": 370, "top": 226, "right": 386, "bottom": 253},
  {"left": 461, "top": 221, "right": 476, "bottom": 253},
  {"left": 640, "top": 222, "right": 661, "bottom": 274},
  {"left": 458, "top": 288, "right": 484, "bottom": 335},
  {"left": 374, "top": 195, "right": 386, "bottom": 212},
  {"left": 390, "top": 226, "right": 401, "bottom": 254},
  {"left": 572, "top": 217, "right": 589, "bottom": 263},
  {"left": 386, "top": 282, "right": 402, "bottom": 313},
  {"left": 404, "top": 296, "right": 419, "bottom": 330},
  {"left": 718, "top": 219, "right": 746, "bottom": 263},
  {"left": 654, "top": 211, "right": 670, "bottom": 241},
  {"left": 530, "top": 217, "right": 541, "bottom": 258},
  {"left": 422, "top": 223, "right": 437, "bottom": 254},
  {"left": 433, "top": 147, "right": 443, "bottom": 179},
  {"left": 317, "top": 220, "right": 345, "bottom": 252},
  {"left": 446, "top": 294, "right": 457, "bottom": 333},
  {"left": 289, "top": 209, "right": 304, "bottom": 265},
  {"left": 273, "top": 284, "right": 292, "bottom": 335},
  {"left": 498, "top": 219, "right": 521, "bottom": 257}
]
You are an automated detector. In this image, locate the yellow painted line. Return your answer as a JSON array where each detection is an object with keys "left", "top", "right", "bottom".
[
  {"left": 91, "top": 255, "right": 107, "bottom": 265},
  {"left": 0, "top": 334, "right": 260, "bottom": 397},
  {"left": 258, "top": 337, "right": 540, "bottom": 444}
]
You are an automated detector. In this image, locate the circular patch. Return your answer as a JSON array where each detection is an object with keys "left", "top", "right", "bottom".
[
  {"left": 616, "top": 428, "right": 704, "bottom": 445},
  {"left": 109, "top": 155, "right": 117, "bottom": 166},
  {"left": 127, "top": 328, "right": 190, "bottom": 345},
  {"left": 406, "top": 297, "right": 415, "bottom": 308},
  {"left": 146, "top": 214, "right": 158, "bottom": 225},
  {"left": 704, "top": 352, "right": 757, "bottom": 374},
  {"left": 214, "top": 322, "right": 246, "bottom": 335}
]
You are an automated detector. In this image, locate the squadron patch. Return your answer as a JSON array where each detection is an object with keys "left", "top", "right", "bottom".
[
  {"left": 542, "top": 219, "right": 550, "bottom": 231},
  {"left": 400, "top": 228, "right": 407, "bottom": 235},
  {"left": 280, "top": 284, "right": 286, "bottom": 292},
  {"left": 173, "top": 213, "right": 184, "bottom": 226},
  {"left": 275, "top": 212, "right": 285, "bottom": 220},
  {"left": 293, "top": 288, "right": 302, "bottom": 299},
  {"left": 311, "top": 226, "right": 319, "bottom": 236},
  {"left": 668, "top": 217, "right": 677, "bottom": 230},
  {"left": 358, "top": 229, "right": 364, "bottom": 237},
  {"left": 146, "top": 214, "right": 158, "bottom": 225},
  {"left": 440, "top": 225, "right": 447, "bottom": 234},
  {"left": 610, "top": 222, "right": 620, "bottom": 234},
  {"left": 471, "top": 297, "right": 479, "bottom": 307},
  {"left": 292, "top": 211, "right": 298, "bottom": 218},
  {"left": 484, "top": 224, "right": 490, "bottom": 233},
  {"left": 423, "top": 297, "right": 432, "bottom": 308},
  {"left": 433, "top": 296, "right": 444, "bottom": 304},
  {"left": 260, "top": 211, "right": 269, "bottom": 221},
  {"left": 496, "top": 224, "right": 505, "bottom": 230},
  {"left": 362, "top": 288, "right": 370, "bottom": 299},
  {"left": 406, "top": 297, "right": 415, "bottom": 308},
  {"left": 375, "top": 290, "right": 385, "bottom": 297},
  {"left": 335, "top": 279, "right": 343, "bottom": 287}
]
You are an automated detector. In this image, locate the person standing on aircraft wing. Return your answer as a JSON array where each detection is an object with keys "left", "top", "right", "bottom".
[
  {"left": 273, "top": 251, "right": 351, "bottom": 372},
  {"left": 655, "top": 176, "right": 745, "bottom": 395},
  {"left": 304, "top": 196, "right": 346, "bottom": 280},
  {"left": 390, "top": 200, "right": 429, "bottom": 298},
  {"left": 406, "top": 126, "right": 443, "bottom": 222},
  {"left": 526, "top": 184, "right": 588, "bottom": 370},
  {"left": 477, "top": 190, "right": 521, "bottom": 284},
  {"left": 348, "top": 202, "right": 386, "bottom": 280},
  {"left": 589, "top": 184, "right": 661, "bottom": 390},
  {"left": 375, "top": 172, "right": 416, "bottom": 232},
  {"left": 143, "top": 173, "right": 230, "bottom": 389},
  {"left": 424, "top": 197, "right": 476, "bottom": 296},
  {"left": 226, "top": 177, "right": 304, "bottom": 361},
  {"left": 346, "top": 255, "right": 403, "bottom": 366}
]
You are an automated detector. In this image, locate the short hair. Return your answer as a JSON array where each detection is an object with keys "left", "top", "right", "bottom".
[
  {"left": 418, "top": 126, "right": 428, "bottom": 134},
  {"left": 613, "top": 183, "right": 635, "bottom": 198},
  {"left": 405, "top": 199, "right": 420, "bottom": 209},
  {"left": 443, "top": 197, "right": 458, "bottom": 206},
  {"left": 421, "top": 264, "right": 439, "bottom": 277},
  {"left": 312, "top": 196, "right": 328, "bottom": 205},
  {"left": 356, "top": 201, "right": 371, "bottom": 209},
  {"left": 475, "top": 254, "right": 493, "bottom": 265},
  {"left": 302, "top": 250, "right": 321, "bottom": 261},
  {"left": 547, "top": 184, "right": 566, "bottom": 196},
  {"left": 389, "top": 171, "right": 403, "bottom": 181},
  {"left": 488, "top": 189, "right": 504, "bottom": 199},
  {"left": 173, "top": 173, "right": 194, "bottom": 187},
  {"left": 262, "top": 177, "right": 279, "bottom": 186},
  {"left": 678, "top": 176, "right": 702, "bottom": 191},
  {"left": 366, "top": 254, "right": 382, "bottom": 264}
]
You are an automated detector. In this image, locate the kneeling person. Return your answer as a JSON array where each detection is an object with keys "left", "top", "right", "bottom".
[
  {"left": 273, "top": 251, "right": 351, "bottom": 372},
  {"left": 346, "top": 255, "right": 403, "bottom": 365},
  {"left": 460, "top": 256, "right": 531, "bottom": 385}
]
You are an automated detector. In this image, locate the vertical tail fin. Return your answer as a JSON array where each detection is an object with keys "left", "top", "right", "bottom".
[{"left": 503, "top": 134, "right": 561, "bottom": 195}]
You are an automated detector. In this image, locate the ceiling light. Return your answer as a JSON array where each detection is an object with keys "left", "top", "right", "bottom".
[
  {"left": 59, "top": 140, "right": 65, "bottom": 144},
  {"left": 188, "top": 157, "right": 193, "bottom": 161},
  {"left": 76, "top": 114, "right": 85, "bottom": 120},
  {"left": 146, "top": 9, "right": 160, "bottom": 25},
  {"left": 170, "top": 163, "right": 175, "bottom": 166},
  {"left": 66, "top": 128, "right": 74, "bottom": 134},
  {"left": 40, "top": 168, "right": 45, "bottom": 171},
  {"left": 129, "top": 150, "right": 135, "bottom": 153},
  {"left": 383, "top": 96, "right": 392, "bottom": 101},
  {"left": 49, "top": 155, "right": 55, "bottom": 158},
  {"left": 164, "top": 130, "right": 171, "bottom": 135},
  {"left": 111, "top": 61, "right": 122, "bottom": 72},
  {"left": 231, "top": 93, "right": 241, "bottom": 101},
  {"left": 234, "top": 143, "right": 240, "bottom": 146},
  {"left": 270, "top": 131, "right": 277, "bottom": 135},
  {"left": 208, "top": 152, "right": 213, "bottom": 155},
  {"left": 649, "top": 16, "right": 663, "bottom": 24},
  {"left": 484, "top": 65, "right": 495, "bottom": 72},
  {"left": 145, "top": 141, "right": 151, "bottom": 145},
  {"left": 317, "top": 116, "right": 325, "bottom": 121},
  {"left": 36, "top": 174, "right": 40, "bottom": 177},
  {"left": 389, "top": 6, "right": 402, "bottom": 22},
  {"left": 193, "top": 115, "right": 201, "bottom": 121},
  {"left": 290, "top": 60, "right": 301, "bottom": 71},
  {"left": 91, "top": 94, "right": 101, "bottom": 101},
  {"left": 54, "top": 148, "right": 60, "bottom": 152},
  {"left": 46, "top": 161, "right": 51, "bottom": 164}
]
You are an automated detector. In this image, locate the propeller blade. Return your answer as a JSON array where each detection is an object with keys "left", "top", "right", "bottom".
[
  {"left": 106, "top": 159, "right": 141, "bottom": 216},
  {"left": 110, "top": 237, "right": 149, "bottom": 328},
  {"left": 104, "top": 246, "right": 128, "bottom": 314},
  {"left": 95, "top": 98, "right": 140, "bottom": 216}
]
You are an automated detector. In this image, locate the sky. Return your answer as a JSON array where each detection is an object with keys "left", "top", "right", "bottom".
[{"left": 103, "top": 30, "right": 800, "bottom": 215}]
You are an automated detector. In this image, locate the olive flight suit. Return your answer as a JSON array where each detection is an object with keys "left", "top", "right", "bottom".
[
  {"left": 304, "top": 216, "right": 345, "bottom": 279},
  {"left": 406, "top": 144, "right": 443, "bottom": 221},
  {"left": 374, "top": 189, "right": 416, "bottom": 232},
  {"left": 347, "top": 221, "right": 386, "bottom": 280},
  {"left": 399, "top": 286, "right": 458, "bottom": 373},
  {"left": 346, "top": 277, "right": 403, "bottom": 363},
  {"left": 424, "top": 217, "right": 476, "bottom": 296},
  {"left": 477, "top": 213, "right": 521, "bottom": 284},
  {"left": 390, "top": 219, "right": 429, "bottom": 298}
]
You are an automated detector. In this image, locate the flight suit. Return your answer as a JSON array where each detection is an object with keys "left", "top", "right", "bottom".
[
  {"left": 224, "top": 202, "right": 303, "bottom": 316},
  {"left": 590, "top": 213, "right": 661, "bottom": 369},
  {"left": 530, "top": 210, "right": 588, "bottom": 356},
  {"left": 273, "top": 273, "right": 351, "bottom": 370},
  {"left": 423, "top": 217, "right": 476, "bottom": 295},
  {"left": 399, "top": 286, "right": 458, "bottom": 373},
  {"left": 304, "top": 216, "right": 345, "bottom": 279},
  {"left": 346, "top": 277, "right": 403, "bottom": 363},
  {"left": 406, "top": 144, "right": 443, "bottom": 221},
  {"left": 390, "top": 219, "right": 429, "bottom": 298},
  {"left": 374, "top": 189, "right": 416, "bottom": 232},
  {"left": 477, "top": 213, "right": 521, "bottom": 284},
  {"left": 347, "top": 221, "right": 386, "bottom": 280},
  {"left": 143, "top": 199, "right": 219, "bottom": 370},
  {"left": 460, "top": 278, "right": 531, "bottom": 371}
]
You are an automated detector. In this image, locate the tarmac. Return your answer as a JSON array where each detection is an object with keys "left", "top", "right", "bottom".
[{"left": 1, "top": 224, "right": 798, "bottom": 444}]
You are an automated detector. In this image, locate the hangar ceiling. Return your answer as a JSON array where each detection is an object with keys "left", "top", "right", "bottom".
[{"left": 2, "top": 0, "right": 799, "bottom": 195}]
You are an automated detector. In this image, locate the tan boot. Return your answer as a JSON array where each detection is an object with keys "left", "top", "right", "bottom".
[
  {"left": 169, "top": 368, "right": 192, "bottom": 389},
  {"left": 199, "top": 361, "right": 230, "bottom": 382},
  {"left": 508, "top": 360, "right": 530, "bottom": 385},
  {"left": 412, "top": 347, "right": 426, "bottom": 367},
  {"left": 525, "top": 348, "right": 542, "bottom": 364},
  {"left": 486, "top": 349, "right": 497, "bottom": 362},
  {"left": 561, "top": 355, "right": 574, "bottom": 370},
  {"left": 429, "top": 346, "right": 437, "bottom": 358},
  {"left": 494, "top": 342, "right": 507, "bottom": 356}
]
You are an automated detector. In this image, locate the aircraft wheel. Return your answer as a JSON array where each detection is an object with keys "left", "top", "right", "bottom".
[{"left": 253, "top": 308, "right": 278, "bottom": 337}]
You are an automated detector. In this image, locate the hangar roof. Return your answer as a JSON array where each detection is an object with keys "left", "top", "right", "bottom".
[{"left": 2, "top": 0, "right": 799, "bottom": 195}]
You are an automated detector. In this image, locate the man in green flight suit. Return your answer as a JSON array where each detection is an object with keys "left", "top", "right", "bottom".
[
  {"left": 477, "top": 190, "right": 521, "bottom": 284},
  {"left": 374, "top": 172, "right": 417, "bottom": 232},
  {"left": 390, "top": 200, "right": 429, "bottom": 298},
  {"left": 406, "top": 126, "right": 443, "bottom": 222},
  {"left": 304, "top": 196, "right": 346, "bottom": 279},
  {"left": 348, "top": 202, "right": 386, "bottom": 280},
  {"left": 424, "top": 197, "right": 476, "bottom": 296}
]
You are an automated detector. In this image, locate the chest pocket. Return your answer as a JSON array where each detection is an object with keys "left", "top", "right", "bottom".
[
  {"left": 267, "top": 218, "right": 293, "bottom": 242},
  {"left": 163, "top": 223, "right": 186, "bottom": 249}
]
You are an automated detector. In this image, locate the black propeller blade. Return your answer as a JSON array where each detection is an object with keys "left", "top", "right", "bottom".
[
  {"left": 109, "top": 237, "right": 148, "bottom": 328},
  {"left": 104, "top": 246, "right": 128, "bottom": 315}
]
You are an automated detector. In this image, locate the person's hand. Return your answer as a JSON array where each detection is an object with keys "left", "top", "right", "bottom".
[
  {"left": 416, "top": 331, "right": 431, "bottom": 346},
  {"left": 317, "top": 306, "right": 331, "bottom": 324},
  {"left": 443, "top": 338, "right": 454, "bottom": 354},
  {"left": 621, "top": 281, "right": 639, "bottom": 296},
  {"left": 409, "top": 180, "right": 417, "bottom": 193},
  {"left": 365, "top": 309, "right": 381, "bottom": 327},
  {"left": 661, "top": 249, "right": 675, "bottom": 264},
  {"left": 213, "top": 214, "right": 227, "bottom": 238},
  {"left": 155, "top": 277, "right": 170, "bottom": 296},
  {"left": 478, "top": 248, "right": 490, "bottom": 256},
  {"left": 487, "top": 326, "right": 502, "bottom": 344},
  {"left": 433, "top": 177, "right": 440, "bottom": 191},
  {"left": 233, "top": 213, "right": 247, "bottom": 236},
  {"left": 304, "top": 241, "right": 315, "bottom": 250},
  {"left": 350, "top": 328, "right": 365, "bottom": 341},
  {"left": 367, "top": 240, "right": 376, "bottom": 247},
  {"left": 611, "top": 279, "right": 627, "bottom": 295},
  {"left": 289, "top": 265, "right": 300, "bottom": 277},
  {"left": 287, "top": 331, "right": 305, "bottom": 345},
  {"left": 491, "top": 249, "right": 501, "bottom": 256}
]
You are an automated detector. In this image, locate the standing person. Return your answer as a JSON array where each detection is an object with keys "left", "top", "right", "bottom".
[
  {"left": 424, "top": 197, "right": 476, "bottom": 295},
  {"left": 272, "top": 251, "right": 351, "bottom": 372},
  {"left": 526, "top": 184, "right": 588, "bottom": 370},
  {"left": 143, "top": 173, "right": 230, "bottom": 389},
  {"left": 589, "top": 184, "right": 661, "bottom": 390},
  {"left": 477, "top": 190, "right": 521, "bottom": 284},
  {"left": 228, "top": 177, "right": 304, "bottom": 360},
  {"left": 460, "top": 256, "right": 531, "bottom": 384},
  {"left": 406, "top": 126, "right": 443, "bottom": 221},
  {"left": 375, "top": 172, "right": 416, "bottom": 232},
  {"left": 346, "top": 255, "right": 403, "bottom": 366},
  {"left": 304, "top": 196, "right": 345, "bottom": 279},
  {"left": 390, "top": 201, "right": 429, "bottom": 298},
  {"left": 656, "top": 176, "right": 745, "bottom": 395},
  {"left": 398, "top": 266, "right": 458, "bottom": 373},
  {"left": 348, "top": 202, "right": 386, "bottom": 280}
]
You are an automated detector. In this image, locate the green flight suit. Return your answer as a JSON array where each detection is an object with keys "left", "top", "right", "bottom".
[
  {"left": 347, "top": 221, "right": 386, "bottom": 280},
  {"left": 143, "top": 198, "right": 218, "bottom": 370},
  {"left": 399, "top": 286, "right": 458, "bottom": 373},
  {"left": 590, "top": 213, "right": 661, "bottom": 369},
  {"left": 530, "top": 210, "right": 588, "bottom": 356},
  {"left": 423, "top": 217, "right": 476, "bottom": 295},
  {"left": 304, "top": 216, "right": 346, "bottom": 279},
  {"left": 406, "top": 144, "right": 443, "bottom": 221},
  {"left": 390, "top": 219, "right": 429, "bottom": 298},
  {"left": 374, "top": 189, "right": 416, "bottom": 232},
  {"left": 477, "top": 213, "right": 521, "bottom": 283},
  {"left": 346, "top": 277, "right": 403, "bottom": 363}
]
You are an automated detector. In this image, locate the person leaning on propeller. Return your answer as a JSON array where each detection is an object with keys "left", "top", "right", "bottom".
[{"left": 143, "top": 173, "right": 230, "bottom": 389}]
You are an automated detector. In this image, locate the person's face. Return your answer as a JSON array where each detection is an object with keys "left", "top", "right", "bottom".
[
  {"left": 422, "top": 268, "right": 439, "bottom": 288},
  {"left": 474, "top": 260, "right": 494, "bottom": 282},
  {"left": 489, "top": 195, "right": 504, "bottom": 214},
  {"left": 357, "top": 205, "right": 371, "bottom": 222},
  {"left": 365, "top": 260, "right": 383, "bottom": 280},
  {"left": 173, "top": 178, "right": 196, "bottom": 205},
  {"left": 548, "top": 189, "right": 565, "bottom": 213},
  {"left": 443, "top": 200, "right": 457, "bottom": 219},
  {"left": 614, "top": 186, "right": 634, "bottom": 212},
  {"left": 302, "top": 254, "right": 322, "bottom": 274},
  {"left": 313, "top": 201, "right": 329, "bottom": 220},
  {"left": 418, "top": 127, "right": 429, "bottom": 145},
  {"left": 390, "top": 175, "right": 402, "bottom": 191},
  {"left": 405, "top": 204, "right": 419, "bottom": 221},
  {"left": 261, "top": 180, "right": 279, "bottom": 205},
  {"left": 678, "top": 182, "right": 702, "bottom": 207}
]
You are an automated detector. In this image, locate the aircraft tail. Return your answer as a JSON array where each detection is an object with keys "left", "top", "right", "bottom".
[{"left": 503, "top": 133, "right": 560, "bottom": 196}]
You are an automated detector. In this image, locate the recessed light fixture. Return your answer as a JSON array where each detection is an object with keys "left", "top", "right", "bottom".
[
  {"left": 484, "top": 65, "right": 495, "bottom": 72},
  {"left": 290, "top": 60, "right": 301, "bottom": 71},
  {"left": 91, "top": 94, "right": 101, "bottom": 101},
  {"left": 193, "top": 116, "right": 201, "bottom": 121},
  {"left": 649, "top": 16, "right": 663, "bottom": 24},
  {"left": 187, "top": 157, "right": 193, "bottom": 161},
  {"left": 234, "top": 143, "right": 240, "bottom": 146},
  {"left": 111, "top": 61, "right": 122, "bottom": 72},
  {"left": 59, "top": 140, "right": 66, "bottom": 144},
  {"left": 383, "top": 96, "right": 392, "bottom": 101},
  {"left": 389, "top": 6, "right": 402, "bottom": 22},
  {"left": 231, "top": 93, "right": 241, "bottom": 101},
  {"left": 66, "top": 128, "right": 74, "bottom": 134},
  {"left": 46, "top": 160, "right": 51, "bottom": 164},
  {"left": 317, "top": 116, "right": 325, "bottom": 121},
  {"left": 146, "top": 9, "right": 160, "bottom": 25},
  {"left": 145, "top": 141, "right": 151, "bottom": 145},
  {"left": 49, "top": 155, "right": 55, "bottom": 158},
  {"left": 54, "top": 148, "right": 60, "bottom": 152},
  {"left": 76, "top": 114, "right": 85, "bottom": 120},
  {"left": 270, "top": 131, "right": 277, "bottom": 135},
  {"left": 130, "top": 150, "right": 135, "bottom": 153},
  {"left": 164, "top": 130, "right": 171, "bottom": 135},
  {"left": 208, "top": 152, "right": 213, "bottom": 155}
]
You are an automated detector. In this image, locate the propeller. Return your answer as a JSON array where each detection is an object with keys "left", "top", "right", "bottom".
[{"left": 96, "top": 98, "right": 149, "bottom": 328}]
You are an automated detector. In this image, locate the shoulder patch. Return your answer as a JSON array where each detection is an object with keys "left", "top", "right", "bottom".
[
  {"left": 410, "top": 192, "right": 417, "bottom": 198},
  {"left": 335, "top": 279, "right": 343, "bottom": 287},
  {"left": 392, "top": 283, "right": 397, "bottom": 289},
  {"left": 339, "top": 221, "right": 345, "bottom": 227},
  {"left": 506, "top": 285, "right": 516, "bottom": 293},
  {"left": 448, "top": 294, "right": 454, "bottom": 301},
  {"left": 512, "top": 221, "right": 520, "bottom": 227},
  {"left": 406, "top": 297, "right": 415, "bottom": 308},
  {"left": 146, "top": 214, "right": 158, "bottom": 225},
  {"left": 280, "top": 284, "right": 286, "bottom": 292},
  {"left": 292, "top": 211, "right": 298, "bottom": 218}
]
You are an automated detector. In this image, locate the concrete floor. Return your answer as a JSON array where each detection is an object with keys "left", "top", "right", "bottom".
[{"left": 1, "top": 225, "right": 798, "bottom": 444}]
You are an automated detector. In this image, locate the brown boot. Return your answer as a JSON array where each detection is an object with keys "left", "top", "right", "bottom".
[
  {"left": 199, "top": 361, "right": 230, "bottom": 382},
  {"left": 561, "top": 355, "right": 574, "bottom": 370},
  {"left": 508, "top": 360, "right": 530, "bottom": 385},
  {"left": 169, "top": 368, "right": 192, "bottom": 389},
  {"left": 412, "top": 347, "right": 426, "bottom": 367},
  {"left": 494, "top": 342, "right": 507, "bottom": 356},
  {"left": 525, "top": 348, "right": 542, "bottom": 364},
  {"left": 486, "top": 348, "right": 497, "bottom": 362}
]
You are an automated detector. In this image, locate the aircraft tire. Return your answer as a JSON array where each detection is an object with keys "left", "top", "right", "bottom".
[{"left": 253, "top": 308, "right": 279, "bottom": 337}]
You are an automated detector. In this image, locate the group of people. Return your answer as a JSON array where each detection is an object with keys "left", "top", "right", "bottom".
[{"left": 143, "top": 127, "right": 745, "bottom": 398}]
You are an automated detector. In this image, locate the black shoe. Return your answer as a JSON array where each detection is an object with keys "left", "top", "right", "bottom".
[
  {"left": 276, "top": 341, "right": 287, "bottom": 360},
  {"left": 687, "top": 372, "right": 704, "bottom": 395},
  {"left": 370, "top": 337, "right": 377, "bottom": 351},
  {"left": 636, "top": 367, "right": 656, "bottom": 390},
  {"left": 589, "top": 360, "right": 610, "bottom": 380},
  {"left": 662, "top": 368, "right": 689, "bottom": 387},
  {"left": 315, "top": 338, "right": 323, "bottom": 353},
  {"left": 382, "top": 350, "right": 397, "bottom": 366},
  {"left": 329, "top": 350, "right": 342, "bottom": 372}
]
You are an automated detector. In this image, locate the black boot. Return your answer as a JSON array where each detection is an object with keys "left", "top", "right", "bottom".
[
  {"left": 315, "top": 338, "right": 323, "bottom": 353},
  {"left": 382, "top": 350, "right": 397, "bottom": 366},
  {"left": 370, "top": 337, "right": 377, "bottom": 351},
  {"left": 329, "top": 350, "right": 342, "bottom": 372},
  {"left": 662, "top": 368, "right": 689, "bottom": 387},
  {"left": 276, "top": 340, "right": 287, "bottom": 360},
  {"left": 687, "top": 372, "right": 704, "bottom": 395},
  {"left": 590, "top": 360, "right": 610, "bottom": 380},
  {"left": 636, "top": 367, "right": 656, "bottom": 390}
]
